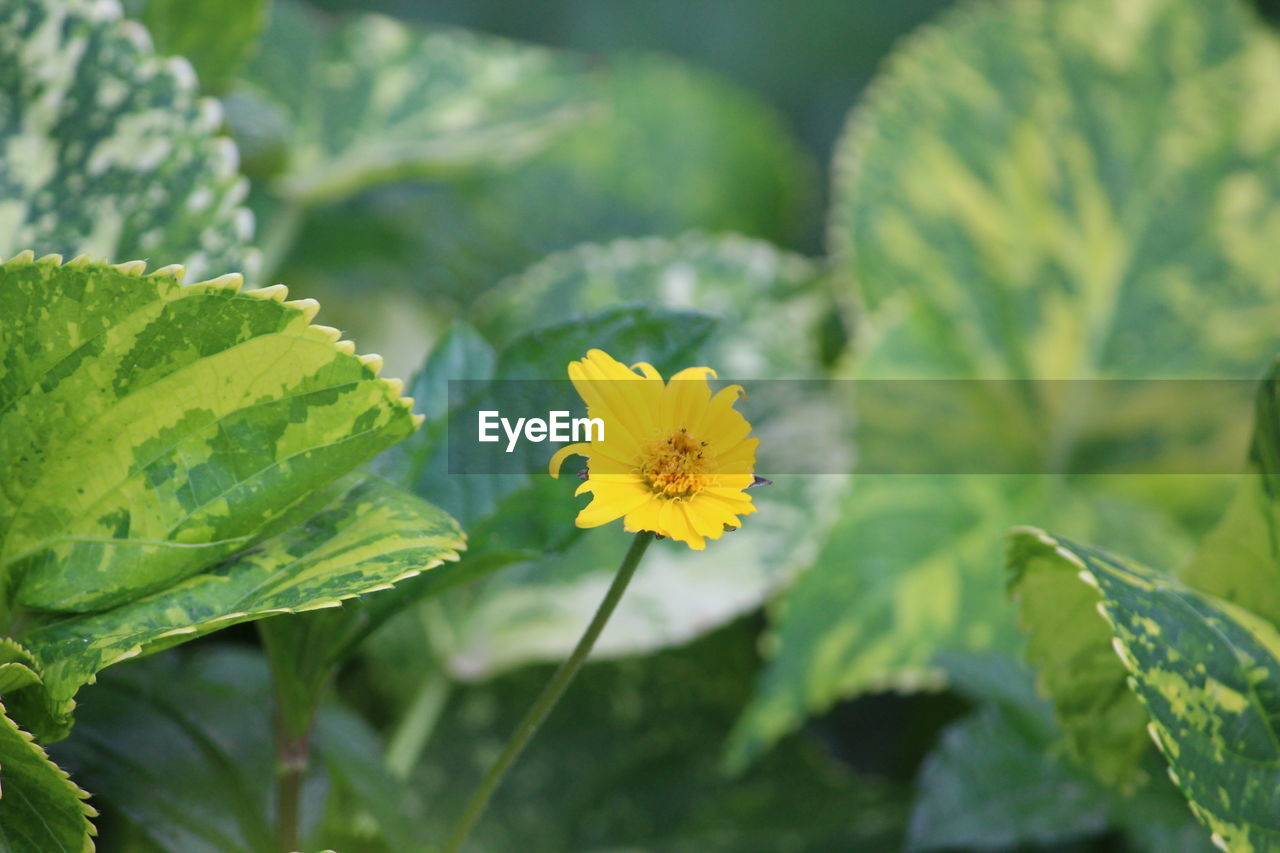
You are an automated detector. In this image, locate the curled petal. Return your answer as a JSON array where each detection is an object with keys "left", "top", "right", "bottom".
[{"left": 548, "top": 442, "right": 591, "bottom": 477}]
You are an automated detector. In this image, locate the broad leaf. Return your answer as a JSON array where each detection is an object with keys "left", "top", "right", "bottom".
[
  {"left": 124, "top": 0, "right": 267, "bottom": 94},
  {"left": 729, "top": 477, "right": 1191, "bottom": 769},
  {"left": 22, "top": 476, "right": 463, "bottom": 723},
  {"left": 231, "top": 0, "right": 591, "bottom": 205},
  {"left": 0, "top": 254, "right": 420, "bottom": 613},
  {"left": 831, "top": 0, "right": 1280, "bottom": 382},
  {"left": 1016, "top": 360, "right": 1280, "bottom": 790},
  {"left": 0, "top": 700, "right": 95, "bottom": 853},
  {"left": 475, "top": 233, "right": 830, "bottom": 375},
  {"left": 278, "top": 59, "right": 816, "bottom": 305},
  {"left": 911, "top": 706, "right": 1110, "bottom": 850},
  {"left": 1182, "top": 362, "right": 1280, "bottom": 625},
  {"left": 1008, "top": 528, "right": 1156, "bottom": 790},
  {"left": 753, "top": 0, "right": 1280, "bottom": 768},
  {"left": 1009, "top": 528, "right": 1280, "bottom": 850},
  {"left": 909, "top": 653, "right": 1209, "bottom": 853},
  {"left": 0, "top": 0, "right": 252, "bottom": 279}
]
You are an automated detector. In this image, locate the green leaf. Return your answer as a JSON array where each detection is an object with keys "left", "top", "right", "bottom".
[
  {"left": 760, "top": 0, "right": 1280, "bottom": 772},
  {"left": 52, "top": 645, "right": 412, "bottom": 853},
  {"left": 0, "top": 254, "right": 420, "bottom": 614},
  {"left": 1008, "top": 524, "right": 1159, "bottom": 790},
  {"left": 1182, "top": 363, "right": 1280, "bottom": 626},
  {"left": 124, "top": 0, "right": 267, "bottom": 94},
  {"left": 909, "top": 653, "right": 1210, "bottom": 853},
  {"left": 1016, "top": 361, "right": 1280, "bottom": 790},
  {"left": 911, "top": 705, "right": 1110, "bottom": 850},
  {"left": 0, "top": 699, "right": 95, "bottom": 853},
  {"left": 475, "top": 234, "right": 830, "bottom": 375},
  {"left": 1009, "top": 528, "right": 1280, "bottom": 850},
  {"left": 22, "top": 475, "right": 463, "bottom": 719},
  {"left": 830, "top": 0, "right": 1280, "bottom": 382},
  {"left": 0, "top": 638, "right": 72, "bottom": 744},
  {"left": 231, "top": 0, "right": 592, "bottom": 205},
  {"left": 729, "top": 477, "right": 1192, "bottom": 770},
  {"left": 0, "top": 0, "right": 252, "bottom": 280},
  {"left": 278, "top": 58, "right": 816, "bottom": 305}
]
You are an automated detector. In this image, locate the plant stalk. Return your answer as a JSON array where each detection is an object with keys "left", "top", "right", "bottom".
[
  {"left": 441, "top": 531, "right": 654, "bottom": 853},
  {"left": 274, "top": 722, "right": 312, "bottom": 853}
]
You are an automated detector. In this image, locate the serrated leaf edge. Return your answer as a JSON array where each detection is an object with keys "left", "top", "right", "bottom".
[
  {"left": 0, "top": 697, "right": 97, "bottom": 851},
  {"left": 1008, "top": 525, "right": 1236, "bottom": 852},
  {"left": 0, "top": 252, "right": 422, "bottom": 424}
]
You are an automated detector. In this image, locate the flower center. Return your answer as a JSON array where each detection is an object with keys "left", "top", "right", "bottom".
[{"left": 640, "top": 429, "right": 710, "bottom": 498}]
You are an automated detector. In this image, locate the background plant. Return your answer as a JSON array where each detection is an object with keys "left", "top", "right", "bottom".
[{"left": 3, "top": 0, "right": 1280, "bottom": 850}]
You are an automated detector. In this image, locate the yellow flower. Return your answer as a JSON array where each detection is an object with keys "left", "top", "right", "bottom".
[{"left": 548, "top": 349, "right": 758, "bottom": 550}]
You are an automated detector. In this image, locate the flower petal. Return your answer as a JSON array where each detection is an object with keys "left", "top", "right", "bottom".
[{"left": 548, "top": 442, "right": 591, "bottom": 477}]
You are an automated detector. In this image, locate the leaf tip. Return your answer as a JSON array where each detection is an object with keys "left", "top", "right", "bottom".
[
  {"left": 285, "top": 297, "right": 320, "bottom": 322},
  {"left": 112, "top": 260, "right": 147, "bottom": 276},
  {"left": 246, "top": 283, "right": 289, "bottom": 302},
  {"left": 150, "top": 263, "right": 186, "bottom": 282},
  {"left": 204, "top": 272, "right": 244, "bottom": 292},
  {"left": 358, "top": 353, "right": 385, "bottom": 376},
  {"left": 310, "top": 324, "right": 343, "bottom": 343}
]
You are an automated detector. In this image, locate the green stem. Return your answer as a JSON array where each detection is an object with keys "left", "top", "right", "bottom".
[
  {"left": 274, "top": 722, "right": 312, "bottom": 853},
  {"left": 441, "top": 531, "right": 655, "bottom": 853},
  {"left": 260, "top": 618, "right": 331, "bottom": 853}
]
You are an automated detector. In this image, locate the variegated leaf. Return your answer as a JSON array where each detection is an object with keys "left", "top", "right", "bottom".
[
  {"left": 0, "top": 699, "right": 95, "bottom": 853},
  {"left": 279, "top": 57, "right": 816, "bottom": 305},
  {"left": 0, "top": 253, "right": 420, "bottom": 613},
  {"left": 21, "top": 475, "right": 463, "bottom": 726},
  {"left": 1011, "top": 359, "right": 1280, "bottom": 791},
  {"left": 1182, "top": 361, "right": 1280, "bottom": 626},
  {"left": 476, "top": 233, "right": 830, "bottom": 377},
  {"left": 123, "top": 0, "right": 267, "bottom": 94},
  {"left": 831, "top": 0, "right": 1280, "bottom": 382},
  {"left": 747, "top": 0, "right": 1280, "bottom": 770},
  {"left": 1009, "top": 528, "right": 1280, "bottom": 851},
  {"left": 231, "top": 0, "right": 591, "bottom": 206},
  {"left": 0, "top": 0, "right": 252, "bottom": 280},
  {"left": 1008, "top": 527, "right": 1158, "bottom": 790},
  {"left": 730, "top": 477, "right": 1191, "bottom": 770}
]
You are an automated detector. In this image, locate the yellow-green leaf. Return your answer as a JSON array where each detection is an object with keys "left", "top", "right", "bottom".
[
  {"left": 1009, "top": 528, "right": 1280, "bottom": 851},
  {"left": 0, "top": 699, "right": 95, "bottom": 853},
  {"left": 0, "top": 254, "right": 419, "bottom": 613},
  {"left": 832, "top": 0, "right": 1280, "bottom": 382},
  {"left": 22, "top": 475, "right": 463, "bottom": 720}
]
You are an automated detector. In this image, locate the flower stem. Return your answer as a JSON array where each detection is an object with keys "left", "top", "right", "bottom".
[{"left": 441, "top": 531, "right": 655, "bottom": 853}]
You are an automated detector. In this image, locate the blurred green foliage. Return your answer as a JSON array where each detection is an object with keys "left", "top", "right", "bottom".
[{"left": 8, "top": 0, "right": 1280, "bottom": 848}]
